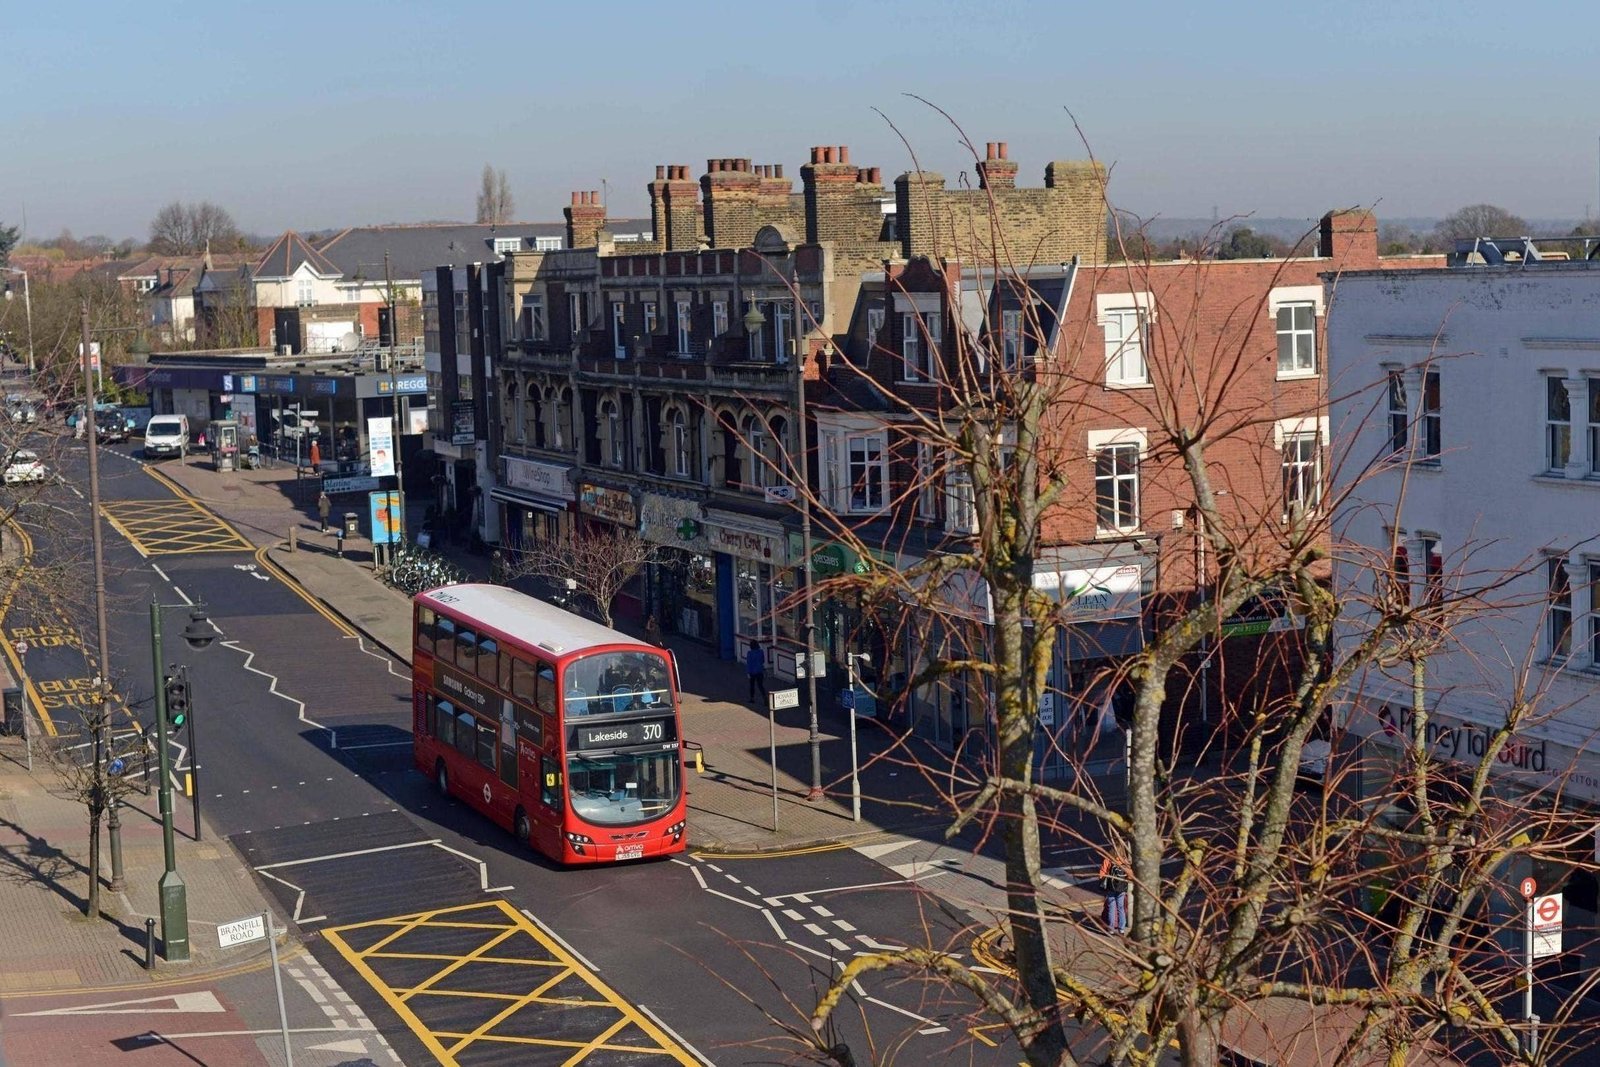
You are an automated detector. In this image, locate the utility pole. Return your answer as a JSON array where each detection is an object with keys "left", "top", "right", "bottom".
[
  {"left": 794, "top": 332, "right": 822, "bottom": 799},
  {"left": 386, "top": 252, "right": 406, "bottom": 542},
  {"left": 80, "top": 302, "right": 122, "bottom": 909}
]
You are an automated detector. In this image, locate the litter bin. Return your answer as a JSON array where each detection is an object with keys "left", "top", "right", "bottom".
[{"left": 343, "top": 512, "right": 360, "bottom": 538}]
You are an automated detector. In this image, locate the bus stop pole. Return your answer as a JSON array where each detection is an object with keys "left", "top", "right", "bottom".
[
  {"left": 767, "top": 694, "right": 779, "bottom": 832},
  {"left": 267, "top": 911, "right": 293, "bottom": 1066}
]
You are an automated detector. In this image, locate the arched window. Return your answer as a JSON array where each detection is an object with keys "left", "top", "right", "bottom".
[
  {"left": 527, "top": 382, "right": 543, "bottom": 449},
  {"left": 742, "top": 413, "right": 769, "bottom": 489},
  {"left": 601, "top": 399, "right": 623, "bottom": 468},
  {"left": 552, "top": 388, "right": 570, "bottom": 451},
  {"left": 505, "top": 378, "right": 522, "bottom": 442},
  {"left": 669, "top": 408, "right": 690, "bottom": 477}
]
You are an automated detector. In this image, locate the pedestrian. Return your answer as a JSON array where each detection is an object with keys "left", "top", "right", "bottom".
[
  {"left": 309, "top": 438, "right": 322, "bottom": 470},
  {"left": 644, "top": 614, "right": 661, "bottom": 646},
  {"left": 745, "top": 640, "right": 767, "bottom": 703},
  {"left": 317, "top": 490, "right": 332, "bottom": 533},
  {"left": 1099, "top": 843, "right": 1131, "bottom": 935}
]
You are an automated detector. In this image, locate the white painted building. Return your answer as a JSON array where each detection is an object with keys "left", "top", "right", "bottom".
[{"left": 1327, "top": 249, "right": 1600, "bottom": 806}]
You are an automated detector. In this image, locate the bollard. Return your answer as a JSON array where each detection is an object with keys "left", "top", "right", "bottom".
[
  {"left": 144, "top": 917, "right": 157, "bottom": 970},
  {"left": 335, "top": 529, "right": 345, "bottom": 559},
  {"left": 288, "top": 526, "right": 297, "bottom": 553}
]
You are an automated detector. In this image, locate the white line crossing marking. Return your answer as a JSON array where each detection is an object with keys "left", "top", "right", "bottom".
[
  {"left": 804, "top": 923, "right": 827, "bottom": 937},
  {"left": 833, "top": 919, "right": 857, "bottom": 932},
  {"left": 811, "top": 905, "right": 834, "bottom": 917}
]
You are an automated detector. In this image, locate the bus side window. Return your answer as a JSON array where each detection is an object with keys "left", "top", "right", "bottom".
[
  {"left": 475, "top": 718, "right": 496, "bottom": 771},
  {"left": 535, "top": 663, "right": 557, "bottom": 714},
  {"left": 498, "top": 650, "right": 513, "bottom": 693},
  {"left": 511, "top": 657, "right": 537, "bottom": 702},
  {"left": 541, "top": 755, "right": 563, "bottom": 811},
  {"left": 436, "top": 700, "right": 456, "bottom": 748},
  {"left": 424, "top": 694, "right": 437, "bottom": 736},
  {"left": 455, "top": 631, "right": 477, "bottom": 675},
  {"left": 455, "top": 710, "right": 477, "bottom": 757},
  {"left": 435, "top": 618, "right": 457, "bottom": 666},
  {"left": 498, "top": 738, "right": 517, "bottom": 787},
  {"left": 416, "top": 607, "right": 436, "bottom": 656},
  {"left": 477, "top": 638, "right": 500, "bottom": 685}
]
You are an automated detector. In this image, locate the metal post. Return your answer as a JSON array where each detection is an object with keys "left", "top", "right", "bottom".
[
  {"left": 768, "top": 696, "right": 779, "bottom": 833},
  {"left": 149, "top": 604, "right": 189, "bottom": 962},
  {"left": 185, "top": 666, "right": 200, "bottom": 842},
  {"left": 107, "top": 801, "right": 124, "bottom": 892},
  {"left": 792, "top": 335, "right": 822, "bottom": 799},
  {"left": 81, "top": 303, "right": 118, "bottom": 917},
  {"left": 144, "top": 917, "right": 156, "bottom": 971},
  {"left": 846, "top": 655, "right": 862, "bottom": 822},
  {"left": 1525, "top": 898, "right": 1537, "bottom": 1057},
  {"left": 267, "top": 911, "right": 294, "bottom": 1066},
  {"left": 385, "top": 252, "right": 406, "bottom": 542}
]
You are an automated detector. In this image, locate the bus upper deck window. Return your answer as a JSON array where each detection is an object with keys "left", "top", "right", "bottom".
[
  {"left": 416, "top": 607, "right": 436, "bottom": 655},
  {"left": 477, "top": 638, "right": 500, "bottom": 685},
  {"left": 435, "top": 618, "right": 457, "bottom": 666},
  {"left": 455, "top": 631, "right": 478, "bottom": 674},
  {"left": 511, "top": 657, "right": 537, "bottom": 701}
]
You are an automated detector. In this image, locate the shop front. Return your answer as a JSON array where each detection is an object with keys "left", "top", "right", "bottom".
[
  {"left": 639, "top": 493, "right": 718, "bottom": 647},
  {"left": 703, "top": 510, "right": 793, "bottom": 665},
  {"left": 577, "top": 481, "right": 643, "bottom": 622},
  {"left": 490, "top": 456, "right": 573, "bottom": 554}
]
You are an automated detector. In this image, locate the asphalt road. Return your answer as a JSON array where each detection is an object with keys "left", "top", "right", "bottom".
[{"left": 9, "top": 437, "right": 1048, "bottom": 1066}]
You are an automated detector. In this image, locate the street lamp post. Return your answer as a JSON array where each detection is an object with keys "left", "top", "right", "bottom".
[
  {"left": 745, "top": 299, "right": 824, "bottom": 800},
  {"left": 1, "top": 266, "right": 34, "bottom": 375},
  {"left": 149, "top": 603, "right": 218, "bottom": 963}
]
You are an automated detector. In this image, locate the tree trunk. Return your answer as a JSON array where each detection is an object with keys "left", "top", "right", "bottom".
[{"left": 86, "top": 806, "right": 102, "bottom": 920}]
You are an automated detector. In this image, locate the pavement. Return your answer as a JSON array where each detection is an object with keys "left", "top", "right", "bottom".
[{"left": 0, "top": 441, "right": 1469, "bottom": 1067}]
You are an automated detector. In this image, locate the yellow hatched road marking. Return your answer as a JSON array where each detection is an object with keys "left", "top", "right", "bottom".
[
  {"left": 99, "top": 498, "right": 253, "bottom": 555},
  {"left": 0, "top": 521, "right": 54, "bottom": 735},
  {"left": 324, "top": 899, "right": 699, "bottom": 1065}
]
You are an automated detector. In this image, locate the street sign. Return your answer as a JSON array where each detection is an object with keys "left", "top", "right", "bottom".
[
  {"left": 763, "top": 485, "right": 796, "bottom": 504},
  {"left": 107, "top": 757, "right": 126, "bottom": 777},
  {"left": 1532, "top": 893, "right": 1563, "bottom": 959},
  {"left": 769, "top": 688, "right": 799, "bottom": 711},
  {"left": 1521, "top": 877, "right": 1537, "bottom": 900},
  {"left": 217, "top": 914, "right": 266, "bottom": 949}
]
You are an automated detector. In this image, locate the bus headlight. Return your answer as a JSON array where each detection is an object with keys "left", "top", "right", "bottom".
[
  {"left": 665, "top": 821, "right": 685, "bottom": 841},
  {"left": 565, "top": 831, "right": 594, "bottom": 856}
]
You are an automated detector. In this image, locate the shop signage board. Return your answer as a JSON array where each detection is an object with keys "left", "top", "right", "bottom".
[
  {"left": 367, "top": 415, "right": 396, "bottom": 477},
  {"left": 578, "top": 483, "right": 637, "bottom": 527},
  {"left": 703, "top": 514, "right": 787, "bottom": 564},
  {"left": 450, "top": 399, "right": 476, "bottom": 445},
  {"left": 368, "top": 491, "right": 402, "bottom": 545},
  {"left": 503, "top": 457, "right": 571, "bottom": 500}
]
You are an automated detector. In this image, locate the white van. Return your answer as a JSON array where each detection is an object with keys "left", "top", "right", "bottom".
[{"left": 143, "top": 414, "right": 190, "bottom": 459}]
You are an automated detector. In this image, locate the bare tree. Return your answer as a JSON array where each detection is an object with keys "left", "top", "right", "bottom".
[
  {"left": 476, "top": 165, "right": 515, "bottom": 225},
  {"left": 1433, "top": 203, "right": 1527, "bottom": 244},
  {"left": 502, "top": 527, "right": 653, "bottom": 628},
  {"left": 148, "top": 201, "right": 241, "bottom": 255},
  {"left": 766, "top": 117, "right": 1598, "bottom": 1067}
]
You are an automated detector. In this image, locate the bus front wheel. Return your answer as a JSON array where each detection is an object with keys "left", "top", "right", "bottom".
[
  {"left": 435, "top": 760, "right": 449, "bottom": 798},
  {"left": 514, "top": 807, "right": 531, "bottom": 846}
]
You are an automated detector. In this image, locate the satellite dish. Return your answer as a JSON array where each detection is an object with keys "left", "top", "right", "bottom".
[{"left": 338, "top": 331, "right": 360, "bottom": 352}]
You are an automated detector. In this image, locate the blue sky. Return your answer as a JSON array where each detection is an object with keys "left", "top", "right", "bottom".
[{"left": 7, "top": 0, "right": 1600, "bottom": 242}]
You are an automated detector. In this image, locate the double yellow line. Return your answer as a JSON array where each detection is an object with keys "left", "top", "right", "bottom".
[{"left": 0, "top": 521, "right": 55, "bottom": 736}]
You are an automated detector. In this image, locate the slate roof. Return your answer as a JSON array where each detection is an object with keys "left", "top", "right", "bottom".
[
  {"left": 316, "top": 220, "right": 652, "bottom": 281},
  {"left": 252, "top": 231, "right": 341, "bottom": 280}
]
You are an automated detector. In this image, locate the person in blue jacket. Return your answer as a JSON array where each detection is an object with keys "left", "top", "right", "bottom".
[{"left": 745, "top": 641, "right": 767, "bottom": 703}]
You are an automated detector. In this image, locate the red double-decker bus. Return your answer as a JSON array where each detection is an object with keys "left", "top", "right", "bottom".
[{"left": 411, "top": 583, "right": 687, "bottom": 864}]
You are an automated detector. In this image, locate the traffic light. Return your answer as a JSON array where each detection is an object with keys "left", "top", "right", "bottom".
[{"left": 163, "top": 672, "right": 189, "bottom": 729}]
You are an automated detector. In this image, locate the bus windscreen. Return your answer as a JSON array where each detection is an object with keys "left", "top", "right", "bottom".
[{"left": 563, "top": 650, "right": 672, "bottom": 717}]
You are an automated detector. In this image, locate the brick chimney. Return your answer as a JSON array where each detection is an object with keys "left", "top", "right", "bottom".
[
  {"left": 701, "top": 157, "right": 760, "bottom": 248},
  {"left": 977, "top": 141, "right": 1018, "bottom": 190},
  {"left": 564, "top": 190, "right": 606, "bottom": 249},
  {"left": 652, "top": 164, "right": 700, "bottom": 251},
  {"left": 1318, "top": 209, "right": 1378, "bottom": 266},
  {"left": 894, "top": 170, "right": 947, "bottom": 258},
  {"left": 803, "top": 145, "right": 862, "bottom": 244},
  {"left": 755, "top": 163, "right": 793, "bottom": 212}
]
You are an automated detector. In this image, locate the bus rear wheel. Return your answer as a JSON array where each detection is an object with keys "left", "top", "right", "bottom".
[
  {"left": 435, "top": 760, "right": 449, "bottom": 798},
  {"left": 514, "top": 807, "right": 531, "bottom": 846}
]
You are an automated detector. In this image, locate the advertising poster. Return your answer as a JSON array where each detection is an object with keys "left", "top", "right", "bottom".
[
  {"left": 367, "top": 415, "right": 396, "bottom": 477},
  {"left": 368, "top": 490, "right": 402, "bottom": 545}
]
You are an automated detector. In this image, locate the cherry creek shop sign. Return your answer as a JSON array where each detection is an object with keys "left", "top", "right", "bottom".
[
  {"left": 702, "top": 513, "right": 788, "bottom": 564},
  {"left": 1349, "top": 698, "right": 1600, "bottom": 804}
]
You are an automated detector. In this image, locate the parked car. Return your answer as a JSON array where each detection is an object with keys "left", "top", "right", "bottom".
[
  {"left": 95, "top": 410, "right": 128, "bottom": 443},
  {"left": 3, "top": 449, "right": 46, "bottom": 485},
  {"left": 143, "top": 414, "right": 190, "bottom": 459},
  {"left": 6, "top": 395, "right": 37, "bottom": 424}
]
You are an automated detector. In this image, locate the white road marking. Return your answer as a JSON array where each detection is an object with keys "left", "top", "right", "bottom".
[
  {"left": 637, "top": 1003, "right": 716, "bottom": 1066},
  {"left": 19, "top": 992, "right": 225, "bottom": 1016},
  {"left": 519, "top": 907, "right": 601, "bottom": 972}
]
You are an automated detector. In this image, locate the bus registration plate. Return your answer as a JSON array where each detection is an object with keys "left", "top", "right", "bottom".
[{"left": 616, "top": 843, "right": 644, "bottom": 861}]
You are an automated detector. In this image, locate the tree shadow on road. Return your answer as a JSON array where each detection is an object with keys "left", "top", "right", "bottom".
[{"left": 0, "top": 815, "right": 153, "bottom": 953}]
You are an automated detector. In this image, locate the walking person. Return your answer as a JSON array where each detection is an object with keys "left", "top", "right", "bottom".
[
  {"left": 1099, "top": 842, "right": 1132, "bottom": 935},
  {"left": 644, "top": 613, "right": 661, "bottom": 647},
  {"left": 317, "top": 490, "right": 332, "bottom": 534},
  {"left": 745, "top": 640, "right": 767, "bottom": 703}
]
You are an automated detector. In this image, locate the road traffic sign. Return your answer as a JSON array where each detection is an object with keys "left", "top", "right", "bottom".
[
  {"left": 1534, "top": 894, "right": 1563, "bottom": 928},
  {"left": 217, "top": 914, "right": 266, "bottom": 948},
  {"left": 769, "top": 687, "right": 799, "bottom": 711},
  {"left": 1521, "top": 877, "right": 1537, "bottom": 900},
  {"left": 1531, "top": 892, "right": 1563, "bottom": 959}
]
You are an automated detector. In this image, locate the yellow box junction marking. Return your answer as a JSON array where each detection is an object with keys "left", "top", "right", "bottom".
[
  {"left": 323, "top": 900, "right": 698, "bottom": 1066},
  {"left": 98, "top": 498, "right": 253, "bottom": 556}
]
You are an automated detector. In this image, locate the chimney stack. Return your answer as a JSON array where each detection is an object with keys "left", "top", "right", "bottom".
[
  {"left": 977, "top": 140, "right": 1018, "bottom": 190},
  {"left": 803, "top": 145, "right": 867, "bottom": 244},
  {"left": 649, "top": 164, "right": 700, "bottom": 251},
  {"left": 565, "top": 189, "right": 607, "bottom": 249},
  {"left": 701, "top": 156, "right": 760, "bottom": 248}
]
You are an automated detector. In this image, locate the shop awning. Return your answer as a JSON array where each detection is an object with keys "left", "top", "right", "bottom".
[{"left": 490, "top": 487, "right": 565, "bottom": 515}]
